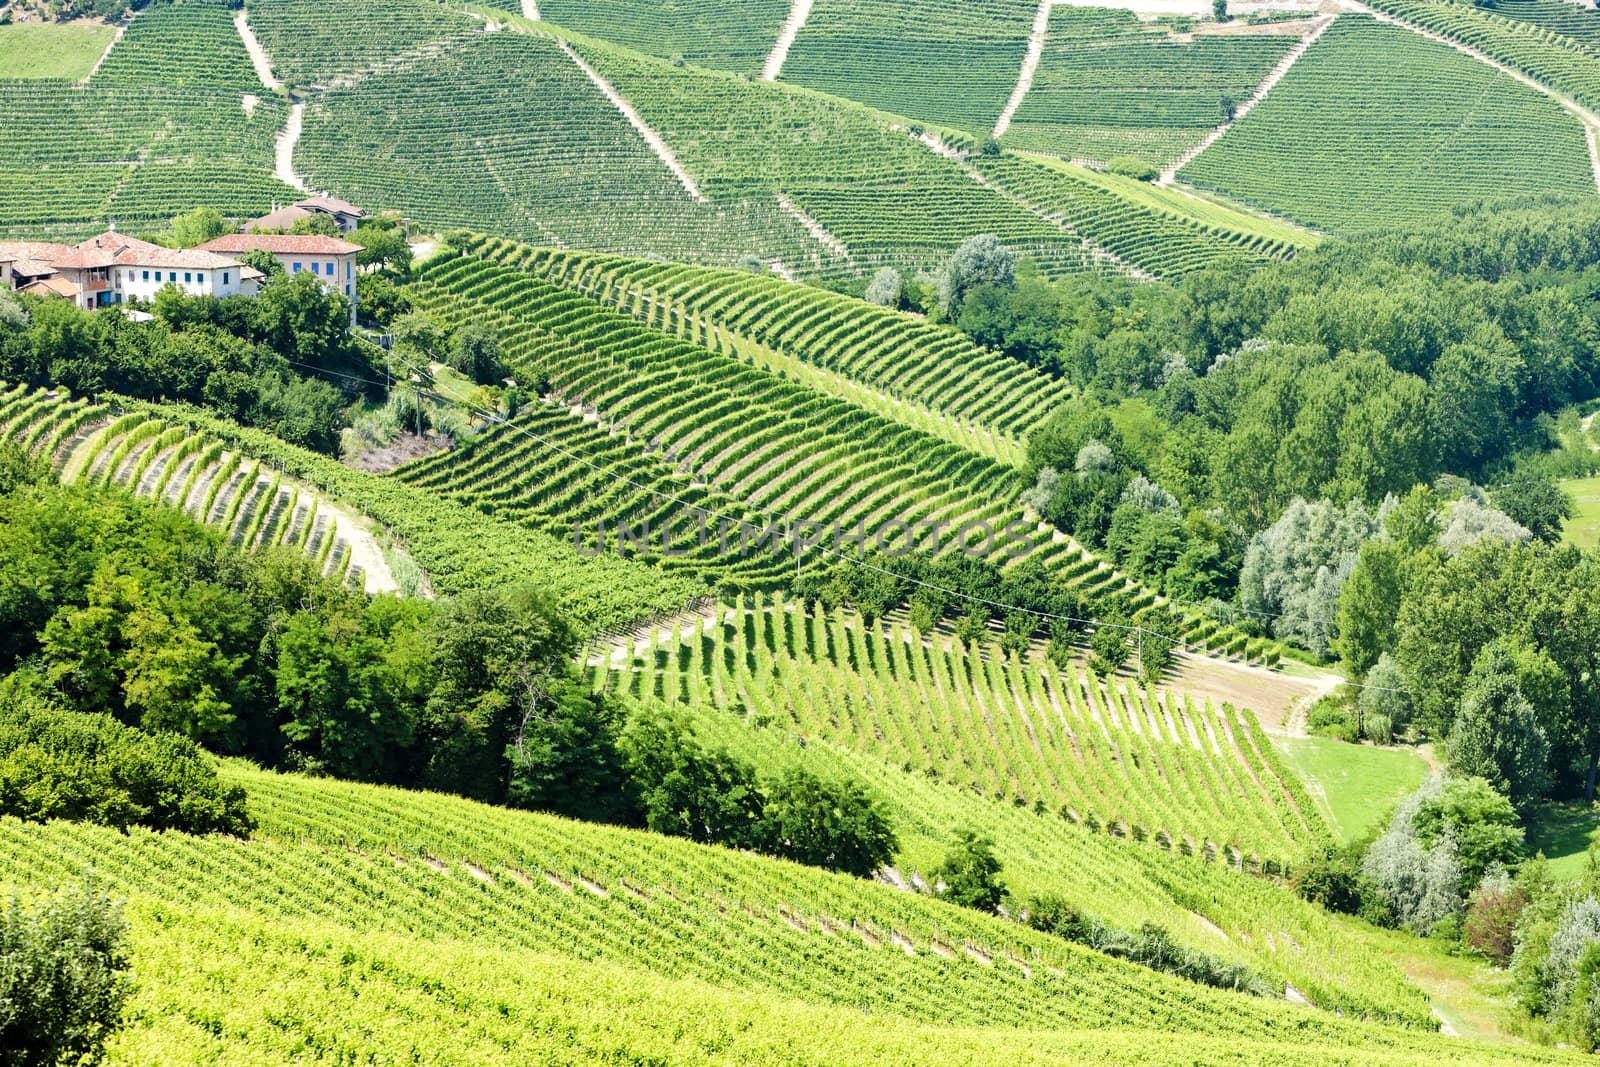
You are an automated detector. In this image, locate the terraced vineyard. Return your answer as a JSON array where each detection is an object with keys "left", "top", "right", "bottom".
[
  {"left": 92, "top": 0, "right": 260, "bottom": 90},
  {"left": 406, "top": 248, "right": 1278, "bottom": 659},
  {"left": 9, "top": 761, "right": 1583, "bottom": 1058},
  {"left": 0, "top": 385, "right": 403, "bottom": 593},
  {"left": 1366, "top": 0, "right": 1600, "bottom": 114},
  {"left": 779, "top": 0, "right": 1035, "bottom": 134},
  {"left": 1003, "top": 9, "right": 1298, "bottom": 167},
  {"left": 243, "top": 0, "right": 476, "bottom": 84},
  {"left": 975, "top": 154, "right": 1286, "bottom": 277},
  {"left": 493, "top": 241, "right": 1071, "bottom": 460},
  {"left": 0, "top": 80, "right": 295, "bottom": 235},
  {"left": 1179, "top": 15, "right": 1595, "bottom": 232},
  {"left": 298, "top": 28, "right": 825, "bottom": 273},
  {"left": 570, "top": 35, "right": 1128, "bottom": 279},
  {"left": 536, "top": 0, "right": 791, "bottom": 74},
  {"left": 1453, "top": 0, "right": 1600, "bottom": 49},
  {"left": 600, "top": 595, "right": 1324, "bottom": 866}
]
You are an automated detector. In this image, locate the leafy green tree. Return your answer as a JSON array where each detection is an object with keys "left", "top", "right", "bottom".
[
  {"left": 619, "top": 705, "right": 763, "bottom": 847},
  {"left": 351, "top": 222, "right": 412, "bottom": 275},
  {"left": 1493, "top": 470, "right": 1574, "bottom": 544},
  {"left": 935, "top": 828, "right": 1006, "bottom": 911},
  {"left": 1336, "top": 540, "right": 1410, "bottom": 676},
  {"left": 863, "top": 267, "right": 902, "bottom": 308},
  {"left": 1357, "top": 653, "right": 1412, "bottom": 742},
  {"left": 1413, "top": 777, "right": 1524, "bottom": 888},
  {"left": 239, "top": 248, "right": 284, "bottom": 283},
  {"left": 288, "top": 212, "right": 340, "bottom": 237},
  {"left": 756, "top": 768, "right": 897, "bottom": 877},
  {"left": 1449, "top": 644, "right": 1552, "bottom": 809},
  {"left": 170, "top": 207, "right": 227, "bottom": 248},
  {"left": 0, "top": 882, "right": 129, "bottom": 1067},
  {"left": 505, "top": 678, "right": 636, "bottom": 826},
  {"left": 448, "top": 321, "right": 505, "bottom": 384},
  {"left": 938, "top": 234, "right": 1015, "bottom": 312}
]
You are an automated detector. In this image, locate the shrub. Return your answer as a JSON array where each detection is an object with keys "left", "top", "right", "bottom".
[
  {"left": 0, "top": 882, "right": 130, "bottom": 1067},
  {"left": 0, "top": 679, "right": 254, "bottom": 836},
  {"left": 1106, "top": 156, "right": 1159, "bottom": 182},
  {"left": 1463, "top": 865, "right": 1526, "bottom": 964},
  {"left": 935, "top": 828, "right": 1005, "bottom": 911}
]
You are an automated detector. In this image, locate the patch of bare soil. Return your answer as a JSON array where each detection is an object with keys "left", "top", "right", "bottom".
[{"left": 347, "top": 432, "right": 451, "bottom": 473}]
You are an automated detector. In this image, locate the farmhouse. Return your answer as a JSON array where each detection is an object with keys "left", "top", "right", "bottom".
[
  {"left": 0, "top": 232, "right": 259, "bottom": 310},
  {"left": 196, "top": 233, "right": 363, "bottom": 323},
  {"left": 248, "top": 196, "right": 367, "bottom": 235}
]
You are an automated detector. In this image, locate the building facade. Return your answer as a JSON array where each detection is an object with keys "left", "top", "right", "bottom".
[
  {"left": 196, "top": 233, "right": 364, "bottom": 323},
  {"left": 0, "top": 232, "right": 258, "bottom": 310}
]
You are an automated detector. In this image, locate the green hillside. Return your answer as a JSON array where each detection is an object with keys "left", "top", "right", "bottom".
[
  {"left": 1004, "top": 8, "right": 1297, "bottom": 166},
  {"left": 1179, "top": 15, "right": 1594, "bottom": 231}
]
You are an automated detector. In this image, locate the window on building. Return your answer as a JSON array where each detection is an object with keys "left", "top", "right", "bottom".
[
  {"left": 292, "top": 262, "right": 301, "bottom": 273},
  {"left": 223, "top": 272, "right": 230, "bottom": 285},
  {"left": 184, "top": 272, "right": 192, "bottom": 284},
  {"left": 345, "top": 261, "right": 352, "bottom": 279},
  {"left": 142, "top": 270, "right": 150, "bottom": 282}
]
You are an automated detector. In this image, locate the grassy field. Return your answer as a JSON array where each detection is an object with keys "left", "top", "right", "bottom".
[
  {"left": 1560, "top": 475, "right": 1600, "bottom": 548},
  {"left": 0, "top": 20, "right": 115, "bottom": 79},
  {"left": 1273, "top": 736, "right": 1429, "bottom": 844},
  {"left": 1526, "top": 800, "right": 1598, "bottom": 879}
]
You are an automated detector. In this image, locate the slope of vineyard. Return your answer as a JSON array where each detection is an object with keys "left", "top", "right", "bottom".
[
  {"left": 974, "top": 154, "right": 1285, "bottom": 277},
  {"left": 535, "top": 0, "right": 791, "bottom": 74},
  {"left": 0, "top": 80, "right": 295, "bottom": 236},
  {"left": 296, "top": 28, "right": 821, "bottom": 272},
  {"left": 1003, "top": 8, "right": 1298, "bottom": 167},
  {"left": 1364, "top": 0, "right": 1600, "bottom": 115},
  {"left": 92, "top": 0, "right": 260, "bottom": 90},
  {"left": 1453, "top": 0, "right": 1600, "bottom": 49},
  {"left": 242, "top": 0, "right": 477, "bottom": 85},
  {"left": 491, "top": 242, "right": 1071, "bottom": 457},
  {"left": 565, "top": 31, "right": 1115, "bottom": 279},
  {"left": 779, "top": 0, "right": 1035, "bottom": 134},
  {"left": 6, "top": 762, "right": 1587, "bottom": 1060},
  {"left": 0, "top": 388, "right": 702, "bottom": 630},
  {"left": 600, "top": 595, "right": 1325, "bottom": 866},
  {"left": 403, "top": 247, "right": 1278, "bottom": 659},
  {"left": 1178, "top": 14, "right": 1594, "bottom": 232}
]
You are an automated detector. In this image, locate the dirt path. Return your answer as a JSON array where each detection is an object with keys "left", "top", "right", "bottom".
[
  {"left": 234, "top": 8, "right": 283, "bottom": 92},
  {"left": 1160, "top": 14, "right": 1337, "bottom": 184},
  {"left": 762, "top": 0, "right": 813, "bottom": 81},
  {"left": 275, "top": 100, "right": 309, "bottom": 193},
  {"left": 555, "top": 39, "right": 707, "bottom": 203},
  {"left": 1349, "top": 0, "right": 1600, "bottom": 189},
  {"left": 776, "top": 193, "right": 851, "bottom": 260},
  {"left": 521, "top": 0, "right": 540, "bottom": 18},
  {"left": 993, "top": 0, "right": 1055, "bottom": 140},
  {"left": 82, "top": 11, "right": 134, "bottom": 83}
]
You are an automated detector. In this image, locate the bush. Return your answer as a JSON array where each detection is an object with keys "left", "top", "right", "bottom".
[
  {"left": 1307, "top": 694, "right": 1358, "bottom": 743},
  {"left": 0, "top": 882, "right": 130, "bottom": 1067},
  {"left": 1106, "top": 156, "right": 1158, "bottom": 182},
  {"left": 935, "top": 828, "right": 1005, "bottom": 911},
  {"left": 0, "top": 679, "right": 254, "bottom": 836},
  {"left": 756, "top": 768, "right": 897, "bottom": 877}
]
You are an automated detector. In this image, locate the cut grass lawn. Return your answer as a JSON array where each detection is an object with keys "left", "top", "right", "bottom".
[
  {"left": 0, "top": 21, "right": 116, "bottom": 79},
  {"left": 1273, "top": 736, "right": 1429, "bottom": 845},
  {"left": 1526, "top": 800, "right": 1598, "bottom": 879},
  {"left": 1560, "top": 474, "right": 1600, "bottom": 548}
]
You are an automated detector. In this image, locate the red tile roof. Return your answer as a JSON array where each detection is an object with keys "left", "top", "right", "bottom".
[
  {"left": 20, "top": 275, "right": 82, "bottom": 299},
  {"left": 198, "top": 234, "right": 363, "bottom": 255},
  {"left": 295, "top": 196, "right": 364, "bottom": 216}
]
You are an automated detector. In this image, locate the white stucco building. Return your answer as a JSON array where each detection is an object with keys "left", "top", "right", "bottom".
[{"left": 0, "top": 232, "right": 259, "bottom": 310}]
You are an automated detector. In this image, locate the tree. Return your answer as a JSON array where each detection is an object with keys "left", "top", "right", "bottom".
[
  {"left": 1239, "top": 497, "right": 1378, "bottom": 657},
  {"left": 935, "top": 828, "right": 1005, "bottom": 911},
  {"left": 1413, "top": 777, "right": 1524, "bottom": 889},
  {"left": 756, "top": 768, "right": 898, "bottom": 877},
  {"left": 863, "top": 267, "right": 902, "bottom": 308},
  {"left": 351, "top": 222, "right": 412, "bottom": 275},
  {"left": 1357, "top": 653, "right": 1412, "bottom": 742},
  {"left": 239, "top": 248, "right": 284, "bottom": 283},
  {"left": 0, "top": 881, "right": 130, "bottom": 1067},
  {"left": 1219, "top": 93, "right": 1237, "bottom": 122},
  {"left": 448, "top": 321, "right": 505, "bottom": 384},
  {"left": 619, "top": 705, "right": 763, "bottom": 847},
  {"left": 1450, "top": 644, "right": 1552, "bottom": 808},
  {"left": 1463, "top": 865, "right": 1527, "bottom": 964},
  {"left": 1438, "top": 497, "right": 1532, "bottom": 556},
  {"left": 1336, "top": 540, "right": 1410, "bottom": 677},
  {"left": 1212, "top": 0, "right": 1230, "bottom": 19},
  {"left": 1493, "top": 470, "right": 1573, "bottom": 544},
  {"left": 170, "top": 207, "right": 227, "bottom": 248},
  {"left": 938, "top": 234, "right": 1015, "bottom": 312},
  {"left": 505, "top": 678, "right": 636, "bottom": 826},
  {"left": 1106, "top": 156, "right": 1158, "bottom": 181},
  {"left": 288, "top": 212, "right": 340, "bottom": 236}
]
